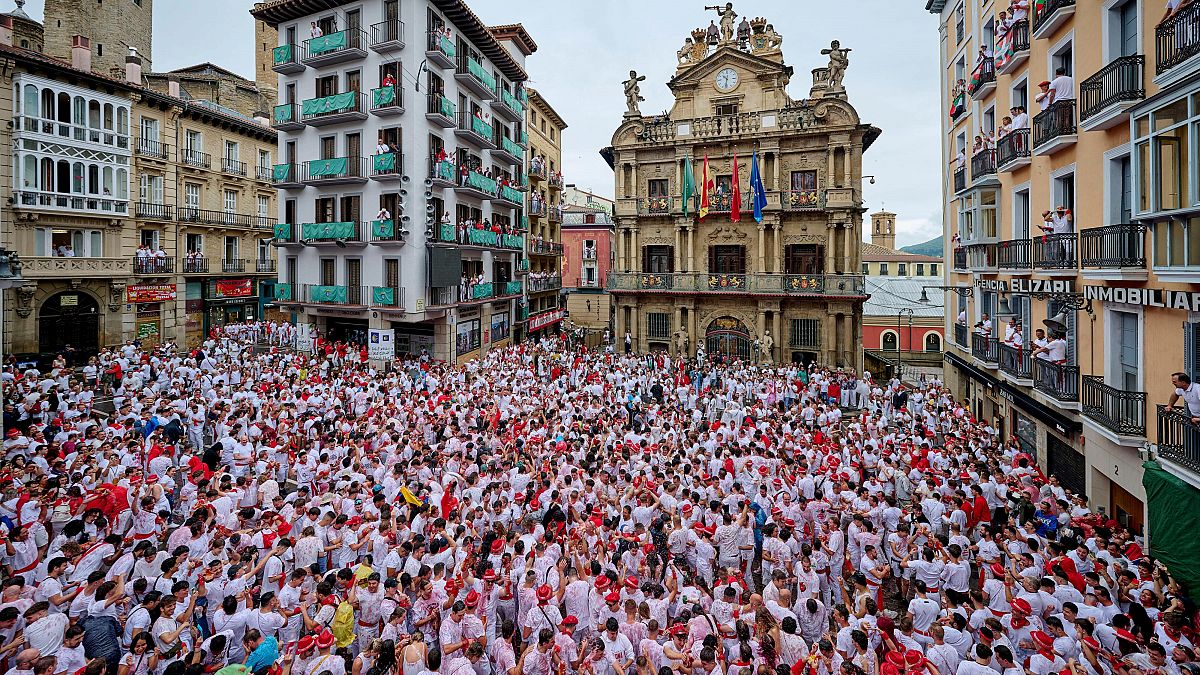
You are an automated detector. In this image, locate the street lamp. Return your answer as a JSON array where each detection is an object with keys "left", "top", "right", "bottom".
[{"left": 897, "top": 307, "right": 914, "bottom": 380}]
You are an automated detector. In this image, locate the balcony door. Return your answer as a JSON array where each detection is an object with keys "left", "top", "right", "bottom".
[
  {"left": 1112, "top": 309, "right": 1140, "bottom": 390},
  {"left": 320, "top": 258, "right": 336, "bottom": 285},
  {"left": 709, "top": 245, "right": 745, "bottom": 274},
  {"left": 784, "top": 244, "right": 823, "bottom": 274},
  {"left": 642, "top": 245, "right": 673, "bottom": 273},
  {"left": 346, "top": 258, "right": 362, "bottom": 303}
]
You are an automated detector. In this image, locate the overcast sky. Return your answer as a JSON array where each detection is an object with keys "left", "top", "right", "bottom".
[{"left": 16, "top": 0, "right": 943, "bottom": 246}]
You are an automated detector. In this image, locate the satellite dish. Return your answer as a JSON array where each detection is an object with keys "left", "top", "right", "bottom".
[{"left": 1043, "top": 311, "right": 1069, "bottom": 334}]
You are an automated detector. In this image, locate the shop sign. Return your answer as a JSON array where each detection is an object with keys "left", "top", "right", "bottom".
[
  {"left": 127, "top": 284, "right": 177, "bottom": 303},
  {"left": 1011, "top": 278, "right": 1072, "bottom": 293},
  {"left": 1084, "top": 285, "right": 1200, "bottom": 312},
  {"left": 295, "top": 324, "right": 317, "bottom": 353},
  {"left": 529, "top": 308, "right": 565, "bottom": 331},
  {"left": 137, "top": 322, "right": 159, "bottom": 339},
  {"left": 368, "top": 328, "right": 395, "bottom": 360},
  {"left": 213, "top": 279, "right": 254, "bottom": 298},
  {"left": 975, "top": 279, "right": 1007, "bottom": 291}
]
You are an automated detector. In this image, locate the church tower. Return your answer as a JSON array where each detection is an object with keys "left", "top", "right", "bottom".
[
  {"left": 871, "top": 211, "right": 897, "bottom": 251},
  {"left": 43, "top": 0, "right": 152, "bottom": 75},
  {"left": 253, "top": 4, "right": 279, "bottom": 107}
]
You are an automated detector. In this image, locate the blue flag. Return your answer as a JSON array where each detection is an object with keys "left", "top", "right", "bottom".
[{"left": 749, "top": 151, "right": 767, "bottom": 223}]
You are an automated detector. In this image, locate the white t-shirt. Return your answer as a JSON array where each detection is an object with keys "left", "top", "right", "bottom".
[
  {"left": 1049, "top": 75, "right": 1075, "bottom": 102},
  {"left": 1175, "top": 382, "right": 1200, "bottom": 416}
]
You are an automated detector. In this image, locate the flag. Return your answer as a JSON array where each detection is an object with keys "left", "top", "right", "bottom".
[
  {"left": 400, "top": 486, "right": 425, "bottom": 506},
  {"left": 699, "top": 153, "right": 712, "bottom": 220},
  {"left": 682, "top": 155, "right": 695, "bottom": 217},
  {"left": 731, "top": 151, "right": 741, "bottom": 223},
  {"left": 750, "top": 150, "right": 767, "bottom": 223}
]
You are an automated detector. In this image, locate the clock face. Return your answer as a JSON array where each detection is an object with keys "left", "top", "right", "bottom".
[{"left": 715, "top": 68, "right": 739, "bottom": 91}]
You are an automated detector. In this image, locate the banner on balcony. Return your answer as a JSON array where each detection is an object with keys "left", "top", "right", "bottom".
[
  {"left": 439, "top": 96, "right": 455, "bottom": 118},
  {"left": 301, "top": 91, "right": 357, "bottom": 116},
  {"left": 372, "top": 287, "right": 396, "bottom": 306},
  {"left": 435, "top": 159, "right": 456, "bottom": 181},
  {"left": 373, "top": 86, "right": 397, "bottom": 107},
  {"left": 372, "top": 220, "right": 395, "bottom": 238},
  {"left": 504, "top": 281, "right": 523, "bottom": 296},
  {"left": 273, "top": 223, "right": 292, "bottom": 239},
  {"left": 213, "top": 279, "right": 253, "bottom": 298},
  {"left": 272, "top": 44, "right": 294, "bottom": 64},
  {"left": 438, "top": 222, "right": 456, "bottom": 242},
  {"left": 310, "top": 285, "right": 349, "bottom": 303},
  {"left": 471, "top": 117, "right": 493, "bottom": 139},
  {"left": 302, "top": 221, "right": 356, "bottom": 240},
  {"left": 467, "top": 59, "right": 496, "bottom": 92},
  {"left": 467, "top": 229, "right": 499, "bottom": 247},
  {"left": 308, "top": 30, "right": 347, "bottom": 55},
  {"left": 1143, "top": 460, "right": 1200, "bottom": 594},
  {"left": 471, "top": 283, "right": 494, "bottom": 300},
  {"left": 127, "top": 283, "right": 177, "bottom": 303},
  {"left": 501, "top": 90, "right": 523, "bottom": 115},
  {"left": 274, "top": 283, "right": 293, "bottom": 301},
  {"left": 273, "top": 105, "right": 293, "bottom": 123},
  {"left": 437, "top": 34, "right": 456, "bottom": 58},
  {"left": 307, "top": 157, "right": 349, "bottom": 177},
  {"left": 374, "top": 153, "right": 397, "bottom": 172},
  {"left": 465, "top": 171, "right": 497, "bottom": 194},
  {"left": 502, "top": 234, "right": 524, "bottom": 249},
  {"left": 368, "top": 328, "right": 395, "bottom": 360},
  {"left": 272, "top": 164, "right": 292, "bottom": 181}
]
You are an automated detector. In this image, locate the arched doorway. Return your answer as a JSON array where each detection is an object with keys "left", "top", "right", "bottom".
[
  {"left": 925, "top": 332, "right": 942, "bottom": 352},
  {"left": 39, "top": 291, "right": 101, "bottom": 356},
  {"left": 705, "top": 316, "right": 753, "bottom": 359},
  {"left": 881, "top": 331, "right": 898, "bottom": 352}
]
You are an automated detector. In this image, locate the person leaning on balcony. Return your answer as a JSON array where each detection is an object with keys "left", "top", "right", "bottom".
[
  {"left": 975, "top": 313, "right": 993, "bottom": 336},
  {"left": 1031, "top": 331, "right": 1068, "bottom": 364},
  {"left": 1011, "top": 106, "right": 1030, "bottom": 129},
  {"left": 382, "top": 73, "right": 397, "bottom": 88},
  {"left": 1169, "top": 372, "right": 1200, "bottom": 423},
  {"left": 1010, "top": 0, "right": 1028, "bottom": 21},
  {"left": 1040, "top": 207, "right": 1073, "bottom": 235},
  {"left": 376, "top": 137, "right": 390, "bottom": 155},
  {"left": 1035, "top": 80, "right": 1052, "bottom": 109},
  {"left": 1163, "top": 0, "right": 1194, "bottom": 25},
  {"left": 1049, "top": 67, "right": 1075, "bottom": 103},
  {"left": 310, "top": 22, "right": 323, "bottom": 38}
]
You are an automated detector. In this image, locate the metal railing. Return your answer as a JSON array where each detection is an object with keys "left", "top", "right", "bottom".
[
  {"left": 1157, "top": 2, "right": 1200, "bottom": 74},
  {"left": 456, "top": 54, "right": 498, "bottom": 96},
  {"left": 954, "top": 322, "right": 968, "bottom": 347},
  {"left": 222, "top": 158, "right": 246, "bottom": 176},
  {"left": 303, "top": 157, "right": 367, "bottom": 182},
  {"left": 1033, "top": 359, "right": 1079, "bottom": 402},
  {"left": 302, "top": 283, "right": 369, "bottom": 305},
  {"left": 181, "top": 148, "right": 211, "bottom": 169},
  {"left": 256, "top": 165, "right": 274, "bottom": 181},
  {"left": 272, "top": 103, "right": 301, "bottom": 127},
  {"left": 455, "top": 111, "right": 494, "bottom": 146},
  {"left": 953, "top": 167, "right": 966, "bottom": 192},
  {"left": 971, "top": 149, "right": 996, "bottom": 180},
  {"left": 969, "top": 58, "right": 995, "bottom": 97},
  {"left": 256, "top": 259, "right": 277, "bottom": 273},
  {"left": 302, "top": 91, "right": 368, "bottom": 123},
  {"left": 221, "top": 258, "right": 246, "bottom": 273},
  {"left": 1080, "top": 224, "right": 1146, "bottom": 268},
  {"left": 303, "top": 28, "right": 367, "bottom": 61},
  {"left": 971, "top": 333, "right": 999, "bottom": 362},
  {"left": 371, "top": 19, "right": 404, "bottom": 46},
  {"left": 372, "top": 286, "right": 404, "bottom": 308},
  {"left": 136, "top": 138, "right": 171, "bottom": 160},
  {"left": 14, "top": 190, "right": 128, "bottom": 215},
  {"left": 180, "top": 208, "right": 269, "bottom": 228},
  {"left": 371, "top": 85, "right": 404, "bottom": 112},
  {"left": 133, "top": 257, "right": 174, "bottom": 275},
  {"left": 426, "top": 93, "right": 456, "bottom": 122},
  {"left": 966, "top": 242, "right": 998, "bottom": 270},
  {"left": 999, "top": 20, "right": 1030, "bottom": 66},
  {"left": 136, "top": 201, "right": 173, "bottom": 220},
  {"left": 1032, "top": 99, "right": 1077, "bottom": 149},
  {"left": 1032, "top": 0, "right": 1075, "bottom": 35},
  {"left": 996, "top": 128, "right": 1030, "bottom": 167},
  {"left": 272, "top": 163, "right": 300, "bottom": 184},
  {"left": 1082, "top": 375, "right": 1147, "bottom": 437},
  {"left": 530, "top": 239, "right": 564, "bottom": 255},
  {"left": 606, "top": 272, "right": 867, "bottom": 296},
  {"left": 1032, "top": 232, "right": 1077, "bottom": 270},
  {"left": 1157, "top": 405, "right": 1200, "bottom": 473},
  {"left": 999, "top": 343, "right": 1032, "bottom": 379},
  {"left": 640, "top": 196, "right": 673, "bottom": 215},
  {"left": 582, "top": 248, "right": 597, "bottom": 260},
  {"left": 998, "top": 238, "right": 1032, "bottom": 269},
  {"left": 1080, "top": 55, "right": 1145, "bottom": 123},
  {"left": 783, "top": 190, "right": 822, "bottom": 210},
  {"left": 182, "top": 257, "right": 210, "bottom": 274},
  {"left": 528, "top": 277, "right": 562, "bottom": 293}
]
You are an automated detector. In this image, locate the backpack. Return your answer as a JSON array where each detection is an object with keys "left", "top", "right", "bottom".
[{"left": 330, "top": 598, "right": 356, "bottom": 649}]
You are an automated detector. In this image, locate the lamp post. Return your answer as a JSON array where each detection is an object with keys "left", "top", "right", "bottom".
[{"left": 897, "top": 307, "right": 914, "bottom": 381}]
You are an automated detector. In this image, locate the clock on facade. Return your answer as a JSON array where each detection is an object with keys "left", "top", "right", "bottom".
[{"left": 715, "top": 68, "right": 739, "bottom": 91}]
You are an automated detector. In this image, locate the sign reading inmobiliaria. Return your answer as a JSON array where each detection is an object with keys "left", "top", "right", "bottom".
[{"left": 127, "top": 284, "right": 177, "bottom": 303}]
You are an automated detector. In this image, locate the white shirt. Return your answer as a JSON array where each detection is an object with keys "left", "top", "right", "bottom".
[
  {"left": 1049, "top": 75, "right": 1075, "bottom": 102},
  {"left": 1175, "top": 382, "right": 1200, "bottom": 416}
]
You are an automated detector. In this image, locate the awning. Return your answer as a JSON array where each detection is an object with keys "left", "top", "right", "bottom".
[{"left": 944, "top": 351, "right": 1083, "bottom": 435}]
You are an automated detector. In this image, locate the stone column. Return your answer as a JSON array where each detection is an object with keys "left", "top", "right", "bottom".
[
  {"left": 773, "top": 310, "right": 782, "bottom": 363},
  {"left": 843, "top": 225, "right": 853, "bottom": 275},
  {"left": 687, "top": 227, "right": 696, "bottom": 271},
  {"left": 826, "top": 148, "right": 835, "bottom": 186},
  {"left": 824, "top": 226, "right": 836, "bottom": 273},
  {"left": 688, "top": 304, "right": 697, "bottom": 355},
  {"left": 757, "top": 224, "right": 766, "bottom": 273},
  {"left": 675, "top": 305, "right": 685, "bottom": 355},
  {"left": 630, "top": 228, "right": 638, "bottom": 271},
  {"left": 675, "top": 226, "right": 682, "bottom": 271}
]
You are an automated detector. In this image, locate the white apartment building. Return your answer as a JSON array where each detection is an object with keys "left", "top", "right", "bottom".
[{"left": 253, "top": 0, "right": 533, "bottom": 362}]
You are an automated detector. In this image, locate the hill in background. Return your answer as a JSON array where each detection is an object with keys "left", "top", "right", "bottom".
[{"left": 901, "top": 235, "right": 943, "bottom": 257}]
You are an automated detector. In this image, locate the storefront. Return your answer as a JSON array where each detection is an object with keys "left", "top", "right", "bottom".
[
  {"left": 393, "top": 321, "right": 436, "bottom": 357},
  {"left": 455, "top": 307, "right": 483, "bottom": 364},
  {"left": 490, "top": 310, "right": 511, "bottom": 349},
  {"left": 324, "top": 318, "right": 369, "bottom": 345},
  {"left": 204, "top": 279, "right": 258, "bottom": 331},
  {"left": 528, "top": 308, "right": 565, "bottom": 336},
  {"left": 127, "top": 283, "right": 177, "bottom": 347}
]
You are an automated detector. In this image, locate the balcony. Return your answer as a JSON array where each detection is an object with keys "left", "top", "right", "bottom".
[
  {"left": 968, "top": 58, "right": 996, "bottom": 99},
  {"left": 370, "top": 85, "right": 404, "bottom": 116},
  {"left": 529, "top": 163, "right": 547, "bottom": 183},
  {"left": 606, "top": 272, "right": 867, "bottom": 297},
  {"left": 370, "top": 19, "right": 404, "bottom": 53},
  {"left": 302, "top": 28, "right": 367, "bottom": 67},
  {"left": 576, "top": 276, "right": 600, "bottom": 288},
  {"left": 370, "top": 152, "right": 405, "bottom": 181},
  {"left": 1157, "top": 2, "right": 1200, "bottom": 79},
  {"left": 783, "top": 189, "right": 822, "bottom": 211},
  {"left": 371, "top": 219, "right": 411, "bottom": 245},
  {"left": 953, "top": 166, "right": 967, "bottom": 194},
  {"left": 255, "top": 165, "right": 274, "bottom": 182},
  {"left": 256, "top": 258, "right": 277, "bottom": 273},
  {"left": 529, "top": 277, "right": 562, "bottom": 293},
  {"left": 182, "top": 257, "right": 210, "bottom": 274},
  {"left": 517, "top": 260, "right": 530, "bottom": 274},
  {"left": 136, "top": 201, "right": 173, "bottom": 221},
  {"left": 454, "top": 112, "right": 496, "bottom": 149},
  {"left": 1033, "top": 358, "right": 1080, "bottom": 403},
  {"left": 14, "top": 190, "right": 128, "bottom": 217},
  {"left": 429, "top": 157, "right": 457, "bottom": 188},
  {"left": 1080, "top": 55, "right": 1145, "bottom": 131},
  {"left": 949, "top": 92, "right": 968, "bottom": 124},
  {"left": 426, "top": 93, "right": 456, "bottom": 128},
  {"left": 272, "top": 163, "right": 303, "bottom": 189},
  {"left": 301, "top": 221, "right": 366, "bottom": 246},
  {"left": 456, "top": 55, "right": 497, "bottom": 99},
  {"left": 21, "top": 256, "right": 132, "bottom": 279},
  {"left": 496, "top": 89, "right": 525, "bottom": 122},
  {"left": 497, "top": 184, "right": 524, "bottom": 207},
  {"left": 999, "top": 343, "right": 1033, "bottom": 382},
  {"left": 954, "top": 322, "right": 968, "bottom": 348},
  {"left": 996, "top": 128, "right": 1031, "bottom": 170},
  {"left": 271, "top": 43, "right": 305, "bottom": 74},
  {"left": 966, "top": 242, "right": 997, "bottom": 272},
  {"left": 136, "top": 138, "right": 171, "bottom": 161},
  {"left": 302, "top": 284, "right": 369, "bottom": 306},
  {"left": 180, "top": 208, "right": 272, "bottom": 228},
  {"left": 221, "top": 258, "right": 247, "bottom": 274},
  {"left": 426, "top": 31, "right": 457, "bottom": 69},
  {"left": 530, "top": 239, "right": 564, "bottom": 256},
  {"left": 302, "top": 91, "right": 368, "bottom": 127},
  {"left": 971, "top": 333, "right": 999, "bottom": 365},
  {"left": 528, "top": 200, "right": 546, "bottom": 217},
  {"left": 549, "top": 174, "right": 564, "bottom": 190},
  {"left": 1082, "top": 375, "right": 1147, "bottom": 440},
  {"left": 273, "top": 283, "right": 294, "bottom": 302},
  {"left": 549, "top": 207, "right": 564, "bottom": 224},
  {"left": 493, "top": 134, "right": 524, "bottom": 165},
  {"left": 953, "top": 248, "right": 967, "bottom": 271},
  {"left": 302, "top": 157, "right": 368, "bottom": 186},
  {"left": 996, "top": 238, "right": 1032, "bottom": 272},
  {"left": 133, "top": 257, "right": 174, "bottom": 275},
  {"left": 273, "top": 224, "right": 303, "bottom": 247},
  {"left": 372, "top": 286, "right": 405, "bottom": 311},
  {"left": 181, "top": 149, "right": 211, "bottom": 170},
  {"left": 222, "top": 158, "right": 246, "bottom": 176},
  {"left": 1031, "top": 0, "right": 1074, "bottom": 39},
  {"left": 996, "top": 19, "right": 1030, "bottom": 75},
  {"left": 1157, "top": 405, "right": 1200, "bottom": 474},
  {"left": 1080, "top": 224, "right": 1147, "bottom": 280},
  {"left": 641, "top": 196, "right": 673, "bottom": 216},
  {"left": 1032, "top": 100, "right": 1077, "bottom": 156},
  {"left": 1032, "top": 232, "right": 1077, "bottom": 274},
  {"left": 272, "top": 103, "right": 304, "bottom": 131},
  {"left": 430, "top": 222, "right": 524, "bottom": 250},
  {"left": 582, "top": 248, "right": 598, "bottom": 260},
  {"left": 456, "top": 170, "right": 498, "bottom": 200},
  {"left": 971, "top": 149, "right": 997, "bottom": 184}
]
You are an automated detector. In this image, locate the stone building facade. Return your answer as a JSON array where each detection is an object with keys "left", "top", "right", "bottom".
[
  {"left": 606, "top": 8, "right": 877, "bottom": 368},
  {"left": 524, "top": 87, "right": 567, "bottom": 338},
  {"left": 42, "top": 0, "right": 152, "bottom": 76}
]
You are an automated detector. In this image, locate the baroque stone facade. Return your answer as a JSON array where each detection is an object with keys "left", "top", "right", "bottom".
[{"left": 605, "top": 4, "right": 878, "bottom": 368}]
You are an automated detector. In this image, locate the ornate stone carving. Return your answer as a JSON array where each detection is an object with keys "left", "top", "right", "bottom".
[
  {"left": 14, "top": 282, "right": 36, "bottom": 318},
  {"left": 623, "top": 71, "right": 647, "bottom": 118},
  {"left": 704, "top": 3, "right": 737, "bottom": 44},
  {"left": 708, "top": 223, "right": 748, "bottom": 242},
  {"left": 782, "top": 234, "right": 827, "bottom": 245},
  {"left": 641, "top": 236, "right": 672, "bottom": 246},
  {"left": 108, "top": 282, "right": 126, "bottom": 312},
  {"left": 821, "top": 41, "right": 851, "bottom": 94},
  {"left": 749, "top": 17, "right": 783, "bottom": 54}
]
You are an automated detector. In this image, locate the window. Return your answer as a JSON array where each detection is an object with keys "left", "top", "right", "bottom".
[
  {"left": 715, "top": 103, "right": 739, "bottom": 116},
  {"left": 925, "top": 333, "right": 942, "bottom": 352},
  {"left": 916, "top": 264, "right": 925, "bottom": 277},
  {"left": 224, "top": 189, "right": 237, "bottom": 214},
  {"left": 258, "top": 238, "right": 271, "bottom": 261},
  {"left": 643, "top": 245, "right": 673, "bottom": 273},
  {"left": 186, "top": 233, "right": 203, "bottom": 254},
  {"left": 1011, "top": 79, "right": 1028, "bottom": 110},
  {"left": 1014, "top": 188, "right": 1031, "bottom": 237},
  {"left": 185, "top": 183, "right": 200, "bottom": 219},
  {"left": 225, "top": 141, "right": 239, "bottom": 162},
  {"left": 1110, "top": 309, "right": 1140, "bottom": 390},
  {"left": 790, "top": 170, "right": 817, "bottom": 191},
  {"left": 258, "top": 195, "right": 270, "bottom": 220},
  {"left": 708, "top": 245, "right": 745, "bottom": 274},
  {"left": 955, "top": 4, "right": 965, "bottom": 44},
  {"left": 648, "top": 179, "right": 669, "bottom": 197},
  {"left": 138, "top": 174, "right": 163, "bottom": 204},
  {"left": 790, "top": 319, "right": 820, "bottom": 348},
  {"left": 1109, "top": 0, "right": 1138, "bottom": 60},
  {"left": 898, "top": 263, "right": 908, "bottom": 275},
  {"left": 224, "top": 236, "right": 239, "bottom": 260},
  {"left": 140, "top": 116, "right": 159, "bottom": 142},
  {"left": 1153, "top": 216, "right": 1200, "bottom": 267},
  {"left": 930, "top": 263, "right": 939, "bottom": 276},
  {"left": 882, "top": 331, "right": 898, "bottom": 352},
  {"left": 139, "top": 229, "right": 159, "bottom": 248},
  {"left": 879, "top": 262, "right": 889, "bottom": 275},
  {"left": 259, "top": 149, "right": 271, "bottom": 170},
  {"left": 1053, "top": 172, "right": 1075, "bottom": 214},
  {"left": 784, "top": 244, "right": 823, "bottom": 274},
  {"left": 1047, "top": 297, "right": 1078, "bottom": 364},
  {"left": 862, "top": 263, "right": 870, "bottom": 274},
  {"left": 1051, "top": 42, "right": 1073, "bottom": 78},
  {"left": 647, "top": 313, "right": 670, "bottom": 339}
]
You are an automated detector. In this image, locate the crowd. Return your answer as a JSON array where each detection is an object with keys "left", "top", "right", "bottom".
[{"left": 0, "top": 329, "right": 1192, "bottom": 675}]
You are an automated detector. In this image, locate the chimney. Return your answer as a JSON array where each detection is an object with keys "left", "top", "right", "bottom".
[
  {"left": 71, "top": 35, "right": 91, "bottom": 72},
  {"left": 125, "top": 46, "right": 142, "bottom": 84},
  {"left": 168, "top": 76, "right": 180, "bottom": 99},
  {"left": 0, "top": 16, "right": 13, "bottom": 47}
]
